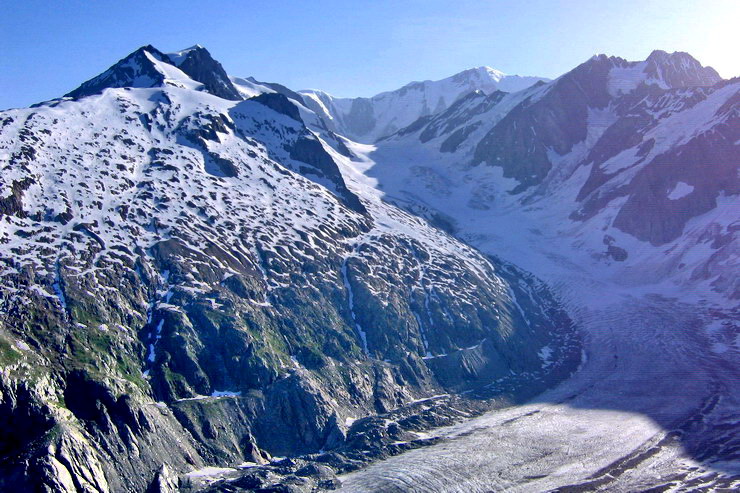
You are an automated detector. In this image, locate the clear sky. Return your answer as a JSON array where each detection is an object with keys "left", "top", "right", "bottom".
[{"left": 2, "top": 0, "right": 739, "bottom": 109}]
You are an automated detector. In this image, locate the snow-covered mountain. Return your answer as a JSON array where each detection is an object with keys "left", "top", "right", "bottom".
[
  {"left": 0, "top": 45, "right": 575, "bottom": 491},
  {"left": 300, "top": 66, "right": 548, "bottom": 143},
  {"left": 370, "top": 50, "right": 738, "bottom": 302}
]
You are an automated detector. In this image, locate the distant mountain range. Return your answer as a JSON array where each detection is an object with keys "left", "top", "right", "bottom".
[{"left": 300, "top": 66, "right": 548, "bottom": 142}]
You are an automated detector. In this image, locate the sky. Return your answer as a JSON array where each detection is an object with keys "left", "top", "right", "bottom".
[{"left": 2, "top": 0, "right": 739, "bottom": 109}]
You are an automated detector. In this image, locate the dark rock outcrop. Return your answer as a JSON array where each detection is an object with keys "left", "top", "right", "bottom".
[
  {"left": 65, "top": 45, "right": 168, "bottom": 99},
  {"left": 165, "top": 46, "right": 242, "bottom": 101}
]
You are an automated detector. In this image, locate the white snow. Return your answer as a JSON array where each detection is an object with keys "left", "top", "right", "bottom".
[
  {"left": 538, "top": 345, "right": 554, "bottom": 368},
  {"left": 667, "top": 181, "right": 694, "bottom": 200},
  {"left": 341, "top": 259, "right": 370, "bottom": 356},
  {"left": 143, "top": 51, "right": 203, "bottom": 91},
  {"left": 210, "top": 390, "right": 241, "bottom": 397},
  {"left": 185, "top": 466, "right": 237, "bottom": 478},
  {"left": 607, "top": 62, "right": 648, "bottom": 96},
  {"left": 146, "top": 318, "right": 164, "bottom": 363}
]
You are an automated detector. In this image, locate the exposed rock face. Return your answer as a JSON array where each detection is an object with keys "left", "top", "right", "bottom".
[
  {"left": 473, "top": 55, "right": 615, "bottom": 192},
  {"left": 165, "top": 45, "right": 242, "bottom": 101},
  {"left": 0, "top": 177, "right": 33, "bottom": 218},
  {"left": 610, "top": 121, "right": 739, "bottom": 245},
  {"left": 643, "top": 50, "right": 722, "bottom": 88},
  {"left": 65, "top": 45, "right": 169, "bottom": 99},
  {"left": 0, "top": 45, "right": 577, "bottom": 491},
  {"left": 467, "top": 52, "right": 734, "bottom": 243}
]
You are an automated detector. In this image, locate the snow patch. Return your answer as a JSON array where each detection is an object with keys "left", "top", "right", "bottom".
[
  {"left": 538, "top": 345, "right": 554, "bottom": 368},
  {"left": 667, "top": 181, "right": 694, "bottom": 200},
  {"left": 607, "top": 62, "right": 648, "bottom": 97},
  {"left": 185, "top": 466, "right": 237, "bottom": 478},
  {"left": 211, "top": 390, "right": 242, "bottom": 398}
]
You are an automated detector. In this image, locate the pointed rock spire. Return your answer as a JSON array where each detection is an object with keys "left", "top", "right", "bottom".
[{"left": 164, "top": 45, "right": 242, "bottom": 100}]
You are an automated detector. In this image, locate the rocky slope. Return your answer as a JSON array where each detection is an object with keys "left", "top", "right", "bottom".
[
  {"left": 0, "top": 46, "right": 577, "bottom": 492},
  {"left": 300, "top": 67, "right": 548, "bottom": 143}
]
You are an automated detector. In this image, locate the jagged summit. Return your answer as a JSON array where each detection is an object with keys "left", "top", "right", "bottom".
[
  {"left": 164, "top": 45, "right": 241, "bottom": 100},
  {"left": 65, "top": 44, "right": 242, "bottom": 101},
  {"left": 643, "top": 49, "right": 722, "bottom": 88},
  {"left": 64, "top": 45, "right": 171, "bottom": 99},
  {"left": 584, "top": 50, "right": 722, "bottom": 96},
  {"left": 166, "top": 44, "right": 205, "bottom": 64}
]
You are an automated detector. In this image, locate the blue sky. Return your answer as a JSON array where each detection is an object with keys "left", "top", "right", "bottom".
[{"left": 2, "top": 0, "right": 738, "bottom": 109}]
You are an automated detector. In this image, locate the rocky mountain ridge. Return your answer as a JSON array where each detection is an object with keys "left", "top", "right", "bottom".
[
  {"left": 373, "top": 50, "right": 738, "bottom": 301},
  {"left": 1, "top": 44, "right": 736, "bottom": 492}
]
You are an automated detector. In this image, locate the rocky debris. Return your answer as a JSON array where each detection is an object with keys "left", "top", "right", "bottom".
[
  {"left": 188, "top": 395, "right": 471, "bottom": 492},
  {"left": 147, "top": 464, "right": 179, "bottom": 493},
  {"left": 189, "top": 462, "right": 341, "bottom": 492},
  {"left": 187, "top": 390, "right": 526, "bottom": 492},
  {"left": 0, "top": 177, "right": 34, "bottom": 218}
]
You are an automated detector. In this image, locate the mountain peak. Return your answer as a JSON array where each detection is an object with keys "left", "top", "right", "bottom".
[
  {"left": 459, "top": 66, "right": 507, "bottom": 80},
  {"left": 65, "top": 44, "right": 242, "bottom": 101},
  {"left": 65, "top": 45, "right": 169, "bottom": 99},
  {"left": 646, "top": 49, "right": 690, "bottom": 62},
  {"left": 166, "top": 44, "right": 205, "bottom": 65},
  {"left": 643, "top": 49, "right": 721, "bottom": 88},
  {"left": 300, "top": 65, "right": 548, "bottom": 142},
  {"left": 164, "top": 45, "right": 241, "bottom": 100},
  {"left": 575, "top": 50, "right": 725, "bottom": 98}
]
